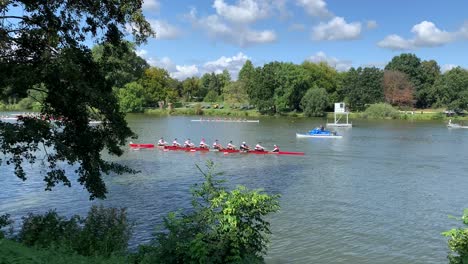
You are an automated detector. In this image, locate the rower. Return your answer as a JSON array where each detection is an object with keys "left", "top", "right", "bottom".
[
  {"left": 254, "top": 142, "right": 265, "bottom": 152},
  {"left": 272, "top": 144, "right": 280, "bottom": 152},
  {"left": 158, "top": 137, "right": 167, "bottom": 146},
  {"left": 199, "top": 138, "right": 208, "bottom": 149},
  {"left": 227, "top": 141, "right": 236, "bottom": 150},
  {"left": 172, "top": 138, "right": 181, "bottom": 147},
  {"left": 213, "top": 139, "right": 222, "bottom": 150},
  {"left": 240, "top": 142, "right": 250, "bottom": 151},
  {"left": 184, "top": 138, "right": 194, "bottom": 148}
]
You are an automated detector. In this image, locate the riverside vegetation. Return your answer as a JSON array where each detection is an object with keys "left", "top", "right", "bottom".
[{"left": 0, "top": 162, "right": 280, "bottom": 264}]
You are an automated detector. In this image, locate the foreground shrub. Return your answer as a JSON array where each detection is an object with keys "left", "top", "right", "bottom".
[
  {"left": 135, "top": 161, "right": 280, "bottom": 264},
  {"left": 361, "top": 103, "right": 399, "bottom": 119},
  {"left": 18, "top": 211, "right": 81, "bottom": 250},
  {"left": 17, "top": 205, "right": 130, "bottom": 257},
  {"left": 443, "top": 209, "right": 468, "bottom": 264},
  {"left": 0, "top": 214, "right": 13, "bottom": 239}
]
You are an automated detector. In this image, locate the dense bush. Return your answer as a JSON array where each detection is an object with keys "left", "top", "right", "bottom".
[
  {"left": 203, "top": 90, "right": 219, "bottom": 102},
  {"left": 300, "top": 87, "right": 329, "bottom": 117},
  {"left": 17, "top": 205, "right": 130, "bottom": 257},
  {"left": 443, "top": 209, "right": 468, "bottom": 264},
  {"left": 135, "top": 161, "right": 280, "bottom": 264},
  {"left": 0, "top": 214, "right": 13, "bottom": 239},
  {"left": 361, "top": 103, "right": 399, "bottom": 119}
]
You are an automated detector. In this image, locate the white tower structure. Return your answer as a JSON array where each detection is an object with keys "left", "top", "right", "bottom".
[{"left": 327, "top": 102, "right": 352, "bottom": 127}]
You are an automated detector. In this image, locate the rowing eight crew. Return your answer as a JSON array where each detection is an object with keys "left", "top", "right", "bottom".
[{"left": 158, "top": 137, "right": 279, "bottom": 152}]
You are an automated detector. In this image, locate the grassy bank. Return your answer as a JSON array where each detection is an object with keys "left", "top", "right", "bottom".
[
  {"left": 145, "top": 107, "right": 467, "bottom": 122},
  {"left": 145, "top": 107, "right": 261, "bottom": 117},
  {"left": 0, "top": 239, "right": 126, "bottom": 264},
  {"left": 326, "top": 111, "right": 453, "bottom": 121}
]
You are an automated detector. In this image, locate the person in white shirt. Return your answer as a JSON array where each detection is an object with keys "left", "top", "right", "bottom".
[
  {"left": 184, "top": 138, "right": 194, "bottom": 148},
  {"left": 158, "top": 137, "right": 167, "bottom": 146},
  {"left": 213, "top": 139, "right": 222, "bottom": 150},
  {"left": 272, "top": 144, "right": 280, "bottom": 152},
  {"left": 172, "top": 138, "right": 181, "bottom": 147},
  {"left": 254, "top": 142, "right": 265, "bottom": 151},
  {"left": 227, "top": 141, "right": 236, "bottom": 150},
  {"left": 199, "top": 138, "right": 208, "bottom": 149}
]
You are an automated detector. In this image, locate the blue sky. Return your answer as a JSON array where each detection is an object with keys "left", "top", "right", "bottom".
[{"left": 134, "top": 0, "right": 468, "bottom": 80}]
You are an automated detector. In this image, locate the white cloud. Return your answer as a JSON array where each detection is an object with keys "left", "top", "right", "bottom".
[
  {"left": 148, "top": 19, "right": 181, "bottom": 39},
  {"left": 171, "top": 65, "right": 199, "bottom": 80},
  {"left": 135, "top": 49, "right": 148, "bottom": 58},
  {"left": 188, "top": 7, "right": 276, "bottom": 47},
  {"left": 441, "top": 64, "right": 458, "bottom": 73},
  {"left": 412, "top": 21, "right": 454, "bottom": 47},
  {"left": 377, "top": 34, "right": 414, "bottom": 50},
  {"left": 312, "top": 17, "right": 361, "bottom": 41},
  {"left": 307, "top": 51, "right": 352, "bottom": 72},
  {"left": 137, "top": 51, "right": 251, "bottom": 80},
  {"left": 289, "top": 23, "right": 306, "bottom": 31},
  {"left": 367, "top": 20, "right": 378, "bottom": 30},
  {"left": 378, "top": 21, "right": 467, "bottom": 50},
  {"left": 213, "top": 0, "right": 269, "bottom": 24},
  {"left": 142, "top": 0, "right": 160, "bottom": 12},
  {"left": 203, "top": 52, "right": 250, "bottom": 79},
  {"left": 296, "top": 0, "right": 332, "bottom": 18}
]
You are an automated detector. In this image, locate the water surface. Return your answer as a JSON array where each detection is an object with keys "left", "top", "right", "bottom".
[{"left": 1, "top": 114, "right": 467, "bottom": 263}]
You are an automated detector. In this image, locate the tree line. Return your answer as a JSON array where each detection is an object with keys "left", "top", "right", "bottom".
[
  {"left": 87, "top": 46, "right": 468, "bottom": 116},
  {"left": 4, "top": 41, "right": 467, "bottom": 116}
]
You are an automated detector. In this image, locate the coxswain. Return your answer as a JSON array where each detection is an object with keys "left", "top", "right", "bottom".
[
  {"left": 172, "top": 138, "right": 181, "bottom": 147},
  {"left": 240, "top": 142, "right": 250, "bottom": 151},
  {"left": 184, "top": 138, "right": 194, "bottom": 148},
  {"left": 272, "top": 144, "right": 280, "bottom": 152},
  {"left": 158, "top": 137, "right": 167, "bottom": 146},
  {"left": 213, "top": 140, "right": 222, "bottom": 150},
  {"left": 254, "top": 142, "right": 265, "bottom": 151},
  {"left": 227, "top": 141, "right": 236, "bottom": 150},
  {"left": 199, "top": 138, "right": 208, "bottom": 149}
]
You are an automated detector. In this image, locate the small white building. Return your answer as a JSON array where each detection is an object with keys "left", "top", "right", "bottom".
[{"left": 327, "top": 102, "right": 352, "bottom": 127}]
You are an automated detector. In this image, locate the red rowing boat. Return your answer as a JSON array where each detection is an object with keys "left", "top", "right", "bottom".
[
  {"left": 163, "top": 146, "right": 210, "bottom": 152},
  {"left": 163, "top": 146, "right": 304, "bottom": 156},
  {"left": 131, "top": 144, "right": 304, "bottom": 155},
  {"left": 129, "top": 143, "right": 155, "bottom": 148},
  {"left": 214, "top": 149, "right": 304, "bottom": 156}
]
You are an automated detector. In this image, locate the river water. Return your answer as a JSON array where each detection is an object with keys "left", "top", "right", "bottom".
[{"left": 1, "top": 114, "right": 468, "bottom": 263}]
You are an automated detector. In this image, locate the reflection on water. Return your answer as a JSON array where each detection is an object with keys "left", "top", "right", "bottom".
[{"left": 1, "top": 114, "right": 468, "bottom": 263}]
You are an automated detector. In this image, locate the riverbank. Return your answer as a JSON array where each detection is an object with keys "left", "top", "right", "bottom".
[{"left": 144, "top": 107, "right": 468, "bottom": 121}]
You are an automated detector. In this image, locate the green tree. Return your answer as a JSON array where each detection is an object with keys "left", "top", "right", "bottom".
[
  {"left": 139, "top": 67, "right": 171, "bottom": 106},
  {"left": 430, "top": 67, "right": 468, "bottom": 111},
  {"left": 137, "top": 161, "right": 280, "bottom": 263},
  {"left": 92, "top": 41, "right": 149, "bottom": 89},
  {"left": 239, "top": 60, "right": 255, "bottom": 102},
  {"left": 217, "top": 69, "right": 232, "bottom": 94},
  {"left": 300, "top": 87, "right": 329, "bottom": 117},
  {"left": 203, "top": 90, "right": 219, "bottom": 102},
  {"left": 302, "top": 61, "right": 341, "bottom": 95},
  {"left": 0, "top": 0, "right": 153, "bottom": 199},
  {"left": 343, "top": 67, "right": 384, "bottom": 111},
  {"left": 419, "top": 60, "right": 441, "bottom": 107},
  {"left": 223, "top": 81, "right": 249, "bottom": 106},
  {"left": 117, "top": 82, "right": 145, "bottom": 113},
  {"left": 273, "top": 63, "right": 309, "bottom": 112},
  {"left": 443, "top": 209, "right": 468, "bottom": 264},
  {"left": 249, "top": 63, "right": 280, "bottom": 114},
  {"left": 182, "top": 77, "right": 201, "bottom": 101}
]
